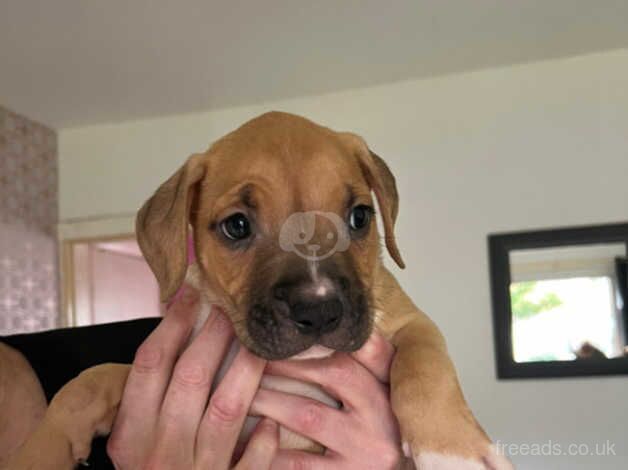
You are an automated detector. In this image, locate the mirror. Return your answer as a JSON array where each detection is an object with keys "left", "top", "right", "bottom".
[{"left": 489, "top": 223, "right": 628, "bottom": 378}]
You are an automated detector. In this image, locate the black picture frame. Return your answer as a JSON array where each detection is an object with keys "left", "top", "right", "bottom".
[{"left": 488, "top": 222, "right": 628, "bottom": 379}]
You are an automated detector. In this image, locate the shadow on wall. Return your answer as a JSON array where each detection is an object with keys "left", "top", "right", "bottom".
[{"left": 0, "top": 106, "right": 58, "bottom": 335}]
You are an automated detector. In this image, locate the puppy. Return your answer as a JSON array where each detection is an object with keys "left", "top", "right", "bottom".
[{"left": 2, "top": 112, "right": 513, "bottom": 469}]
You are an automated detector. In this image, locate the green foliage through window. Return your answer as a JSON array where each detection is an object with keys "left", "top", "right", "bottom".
[{"left": 510, "top": 281, "right": 563, "bottom": 320}]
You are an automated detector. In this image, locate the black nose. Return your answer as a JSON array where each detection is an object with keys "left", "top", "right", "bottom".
[{"left": 290, "top": 298, "right": 343, "bottom": 335}]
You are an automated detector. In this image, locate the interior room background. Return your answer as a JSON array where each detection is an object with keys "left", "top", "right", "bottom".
[
  {"left": 1, "top": 46, "right": 626, "bottom": 468},
  {"left": 59, "top": 49, "right": 628, "bottom": 470}
]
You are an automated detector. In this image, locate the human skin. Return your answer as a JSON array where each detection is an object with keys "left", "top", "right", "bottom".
[{"left": 107, "top": 286, "right": 403, "bottom": 469}]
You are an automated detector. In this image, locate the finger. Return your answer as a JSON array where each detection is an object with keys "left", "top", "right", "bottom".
[
  {"left": 152, "top": 308, "right": 234, "bottom": 458},
  {"left": 351, "top": 330, "right": 395, "bottom": 383},
  {"left": 264, "top": 353, "right": 389, "bottom": 412},
  {"left": 196, "top": 345, "right": 266, "bottom": 468},
  {"left": 234, "top": 418, "right": 278, "bottom": 470},
  {"left": 109, "top": 285, "right": 199, "bottom": 455},
  {"left": 271, "top": 449, "right": 339, "bottom": 470},
  {"left": 250, "top": 388, "right": 354, "bottom": 452}
]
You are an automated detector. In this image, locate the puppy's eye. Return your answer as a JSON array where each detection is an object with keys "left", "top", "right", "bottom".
[
  {"left": 349, "top": 205, "right": 373, "bottom": 231},
  {"left": 221, "top": 213, "right": 252, "bottom": 240}
]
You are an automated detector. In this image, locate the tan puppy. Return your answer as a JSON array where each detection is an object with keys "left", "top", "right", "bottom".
[{"left": 2, "top": 112, "right": 512, "bottom": 469}]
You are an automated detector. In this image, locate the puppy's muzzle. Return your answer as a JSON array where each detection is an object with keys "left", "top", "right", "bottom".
[{"left": 247, "top": 254, "right": 370, "bottom": 360}]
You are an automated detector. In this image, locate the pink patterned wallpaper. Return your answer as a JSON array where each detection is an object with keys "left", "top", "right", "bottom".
[{"left": 0, "top": 106, "right": 58, "bottom": 334}]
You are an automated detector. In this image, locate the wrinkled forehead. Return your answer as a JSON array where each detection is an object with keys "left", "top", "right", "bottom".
[{"left": 203, "top": 135, "right": 371, "bottom": 220}]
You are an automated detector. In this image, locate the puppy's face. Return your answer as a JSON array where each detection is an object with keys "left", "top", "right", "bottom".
[
  {"left": 137, "top": 112, "right": 403, "bottom": 360},
  {"left": 194, "top": 140, "right": 380, "bottom": 359}
]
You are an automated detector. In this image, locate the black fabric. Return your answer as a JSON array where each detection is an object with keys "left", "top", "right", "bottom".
[{"left": 2, "top": 317, "right": 161, "bottom": 469}]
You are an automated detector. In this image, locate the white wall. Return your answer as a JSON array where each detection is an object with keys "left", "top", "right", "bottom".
[{"left": 59, "top": 49, "right": 628, "bottom": 469}]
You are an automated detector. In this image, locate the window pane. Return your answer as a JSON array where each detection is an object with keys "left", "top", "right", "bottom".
[{"left": 510, "top": 277, "right": 621, "bottom": 362}]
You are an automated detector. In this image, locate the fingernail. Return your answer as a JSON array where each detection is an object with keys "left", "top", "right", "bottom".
[
  {"left": 260, "top": 417, "right": 278, "bottom": 433},
  {"left": 181, "top": 285, "right": 200, "bottom": 305},
  {"left": 402, "top": 441, "right": 411, "bottom": 458},
  {"left": 165, "top": 288, "right": 183, "bottom": 309},
  {"left": 208, "top": 306, "right": 233, "bottom": 334}
]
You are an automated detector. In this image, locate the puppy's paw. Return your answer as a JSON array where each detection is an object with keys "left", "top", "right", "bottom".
[
  {"left": 393, "top": 383, "right": 513, "bottom": 470},
  {"left": 407, "top": 444, "right": 513, "bottom": 470},
  {"left": 47, "top": 363, "right": 131, "bottom": 463}
]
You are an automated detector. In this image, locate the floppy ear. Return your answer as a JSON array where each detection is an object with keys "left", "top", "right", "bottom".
[
  {"left": 136, "top": 154, "right": 206, "bottom": 302},
  {"left": 360, "top": 149, "right": 405, "bottom": 269}
]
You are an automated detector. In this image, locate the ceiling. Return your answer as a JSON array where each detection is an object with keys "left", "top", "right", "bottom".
[{"left": 2, "top": 0, "right": 628, "bottom": 128}]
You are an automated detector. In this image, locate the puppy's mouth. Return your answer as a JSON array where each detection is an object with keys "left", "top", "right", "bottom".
[
  {"left": 244, "top": 292, "right": 371, "bottom": 361},
  {"left": 239, "top": 253, "right": 372, "bottom": 360}
]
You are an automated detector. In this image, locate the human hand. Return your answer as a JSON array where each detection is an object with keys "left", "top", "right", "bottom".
[
  {"left": 107, "top": 286, "right": 278, "bottom": 469},
  {"left": 253, "top": 332, "right": 405, "bottom": 469}
]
